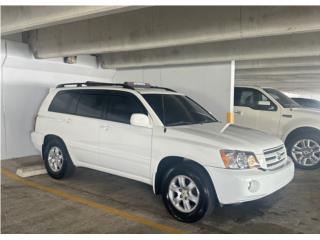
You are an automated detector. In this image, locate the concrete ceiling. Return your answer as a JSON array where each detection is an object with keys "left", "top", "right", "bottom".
[
  {"left": 1, "top": 6, "right": 320, "bottom": 93},
  {"left": 1, "top": 6, "right": 145, "bottom": 35}
]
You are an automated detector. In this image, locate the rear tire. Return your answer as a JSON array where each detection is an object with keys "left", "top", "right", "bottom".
[
  {"left": 161, "top": 163, "right": 216, "bottom": 222},
  {"left": 43, "top": 138, "right": 75, "bottom": 179},
  {"left": 286, "top": 131, "right": 320, "bottom": 170}
]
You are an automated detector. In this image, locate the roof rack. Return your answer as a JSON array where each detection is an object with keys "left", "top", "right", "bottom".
[
  {"left": 149, "top": 86, "right": 176, "bottom": 92},
  {"left": 124, "top": 82, "right": 176, "bottom": 92},
  {"left": 56, "top": 81, "right": 176, "bottom": 92},
  {"left": 56, "top": 81, "right": 134, "bottom": 90}
]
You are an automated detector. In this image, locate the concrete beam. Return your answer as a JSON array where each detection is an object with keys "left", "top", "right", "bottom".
[
  {"left": 236, "top": 73, "right": 320, "bottom": 81},
  {"left": 236, "top": 66, "right": 320, "bottom": 76},
  {"left": 100, "top": 32, "right": 320, "bottom": 69},
  {"left": 236, "top": 56, "right": 320, "bottom": 70},
  {"left": 236, "top": 75, "right": 320, "bottom": 92},
  {"left": 236, "top": 74, "right": 320, "bottom": 87},
  {"left": 1, "top": 6, "right": 143, "bottom": 35},
  {"left": 27, "top": 6, "right": 320, "bottom": 58}
]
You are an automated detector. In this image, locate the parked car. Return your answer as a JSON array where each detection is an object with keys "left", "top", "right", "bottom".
[
  {"left": 234, "top": 86, "right": 320, "bottom": 170},
  {"left": 32, "top": 82, "right": 294, "bottom": 222},
  {"left": 291, "top": 97, "right": 320, "bottom": 110}
]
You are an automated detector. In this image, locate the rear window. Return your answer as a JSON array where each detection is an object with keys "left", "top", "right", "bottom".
[{"left": 48, "top": 91, "right": 80, "bottom": 114}]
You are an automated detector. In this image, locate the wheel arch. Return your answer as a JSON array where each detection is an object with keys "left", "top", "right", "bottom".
[
  {"left": 153, "top": 156, "right": 216, "bottom": 196},
  {"left": 284, "top": 127, "right": 320, "bottom": 146},
  {"left": 42, "top": 134, "right": 65, "bottom": 156}
]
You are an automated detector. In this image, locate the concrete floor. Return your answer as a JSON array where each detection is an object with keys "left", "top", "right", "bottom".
[{"left": 1, "top": 156, "right": 320, "bottom": 234}]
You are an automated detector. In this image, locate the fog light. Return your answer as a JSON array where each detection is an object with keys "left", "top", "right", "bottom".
[{"left": 248, "top": 180, "right": 260, "bottom": 193}]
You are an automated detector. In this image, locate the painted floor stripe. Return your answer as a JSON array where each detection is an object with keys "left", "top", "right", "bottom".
[{"left": 1, "top": 168, "right": 188, "bottom": 234}]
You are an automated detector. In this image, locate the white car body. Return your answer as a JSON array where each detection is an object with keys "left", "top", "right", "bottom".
[
  {"left": 234, "top": 85, "right": 320, "bottom": 142},
  {"left": 31, "top": 85, "right": 294, "bottom": 206}
]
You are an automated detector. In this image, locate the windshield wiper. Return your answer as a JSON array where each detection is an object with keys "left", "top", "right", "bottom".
[{"left": 167, "top": 121, "right": 194, "bottom": 126}]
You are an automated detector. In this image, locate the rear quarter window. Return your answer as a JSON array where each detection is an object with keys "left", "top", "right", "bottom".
[{"left": 48, "top": 91, "right": 80, "bottom": 114}]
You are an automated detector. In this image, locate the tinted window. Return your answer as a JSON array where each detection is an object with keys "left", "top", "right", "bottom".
[
  {"left": 234, "top": 87, "right": 277, "bottom": 111},
  {"left": 143, "top": 94, "right": 217, "bottom": 126},
  {"left": 106, "top": 92, "right": 147, "bottom": 124},
  {"left": 49, "top": 91, "right": 80, "bottom": 114},
  {"left": 76, "top": 93, "right": 107, "bottom": 119},
  {"left": 142, "top": 94, "right": 164, "bottom": 121}
]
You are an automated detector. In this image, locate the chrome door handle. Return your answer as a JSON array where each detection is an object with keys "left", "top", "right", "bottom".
[
  {"left": 100, "top": 125, "right": 110, "bottom": 131},
  {"left": 234, "top": 110, "right": 242, "bottom": 114},
  {"left": 58, "top": 118, "right": 71, "bottom": 123}
]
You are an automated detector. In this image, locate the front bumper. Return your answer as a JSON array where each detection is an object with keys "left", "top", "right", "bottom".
[{"left": 206, "top": 158, "right": 295, "bottom": 204}]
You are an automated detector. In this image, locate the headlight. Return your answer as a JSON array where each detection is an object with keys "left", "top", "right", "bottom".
[{"left": 220, "top": 150, "right": 260, "bottom": 169}]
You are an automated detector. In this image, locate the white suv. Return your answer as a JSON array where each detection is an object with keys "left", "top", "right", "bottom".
[
  {"left": 31, "top": 82, "right": 294, "bottom": 222},
  {"left": 234, "top": 86, "right": 320, "bottom": 170}
]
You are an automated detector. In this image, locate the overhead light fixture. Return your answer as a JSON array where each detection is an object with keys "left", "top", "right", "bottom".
[{"left": 63, "top": 56, "right": 77, "bottom": 64}]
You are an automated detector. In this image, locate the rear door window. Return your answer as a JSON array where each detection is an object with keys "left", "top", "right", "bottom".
[{"left": 76, "top": 92, "right": 108, "bottom": 119}]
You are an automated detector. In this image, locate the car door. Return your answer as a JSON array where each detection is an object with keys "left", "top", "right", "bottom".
[
  {"left": 234, "top": 87, "right": 281, "bottom": 135},
  {"left": 65, "top": 90, "right": 107, "bottom": 166},
  {"left": 97, "top": 91, "right": 152, "bottom": 181},
  {"left": 234, "top": 87, "right": 259, "bottom": 129}
]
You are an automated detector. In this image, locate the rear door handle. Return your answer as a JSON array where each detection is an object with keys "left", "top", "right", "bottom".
[
  {"left": 100, "top": 125, "right": 110, "bottom": 131},
  {"left": 58, "top": 118, "right": 71, "bottom": 123},
  {"left": 64, "top": 118, "right": 71, "bottom": 123}
]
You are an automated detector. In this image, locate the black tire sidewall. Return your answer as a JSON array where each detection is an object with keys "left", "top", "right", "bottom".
[
  {"left": 161, "top": 164, "right": 214, "bottom": 223},
  {"left": 43, "top": 139, "right": 74, "bottom": 179},
  {"left": 286, "top": 132, "right": 320, "bottom": 170}
]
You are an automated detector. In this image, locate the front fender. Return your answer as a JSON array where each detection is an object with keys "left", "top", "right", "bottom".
[
  {"left": 150, "top": 128, "right": 224, "bottom": 193},
  {"left": 281, "top": 118, "right": 320, "bottom": 142}
]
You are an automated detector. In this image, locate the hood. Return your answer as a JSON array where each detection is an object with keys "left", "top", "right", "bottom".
[
  {"left": 167, "top": 122, "right": 283, "bottom": 154},
  {"left": 290, "top": 107, "right": 320, "bottom": 114},
  {"left": 283, "top": 107, "right": 320, "bottom": 120}
]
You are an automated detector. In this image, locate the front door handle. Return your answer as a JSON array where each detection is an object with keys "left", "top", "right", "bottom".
[{"left": 234, "top": 110, "right": 243, "bottom": 115}]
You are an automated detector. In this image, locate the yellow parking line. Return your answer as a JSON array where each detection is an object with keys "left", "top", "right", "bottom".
[{"left": 1, "top": 168, "right": 188, "bottom": 234}]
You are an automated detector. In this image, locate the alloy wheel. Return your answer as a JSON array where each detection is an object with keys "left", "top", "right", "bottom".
[
  {"left": 48, "top": 146, "right": 64, "bottom": 172},
  {"left": 291, "top": 139, "right": 320, "bottom": 167},
  {"left": 168, "top": 175, "right": 200, "bottom": 213}
]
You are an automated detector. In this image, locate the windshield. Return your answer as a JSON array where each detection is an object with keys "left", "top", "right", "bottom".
[
  {"left": 143, "top": 94, "right": 217, "bottom": 126},
  {"left": 264, "top": 88, "right": 301, "bottom": 108}
]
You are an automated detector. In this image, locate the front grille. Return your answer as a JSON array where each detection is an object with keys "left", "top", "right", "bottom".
[{"left": 263, "top": 145, "right": 287, "bottom": 170}]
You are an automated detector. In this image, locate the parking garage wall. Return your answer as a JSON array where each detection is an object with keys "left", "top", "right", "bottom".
[
  {"left": 1, "top": 40, "right": 115, "bottom": 160},
  {"left": 113, "top": 62, "right": 235, "bottom": 124}
]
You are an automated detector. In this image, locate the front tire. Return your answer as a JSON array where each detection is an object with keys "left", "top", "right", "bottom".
[
  {"left": 286, "top": 131, "right": 320, "bottom": 170},
  {"left": 43, "top": 138, "right": 75, "bottom": 179},
  {"left": 161, "top": 163, "right": 216, "bottom": 222}
]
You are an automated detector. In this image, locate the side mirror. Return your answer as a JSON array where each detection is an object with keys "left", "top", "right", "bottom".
[
  {"left": 258, "top": 100, "right": 271, "bottom": 106},
  {"left": 130, "top": 113, "right": 151, "bottom": 128}
]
